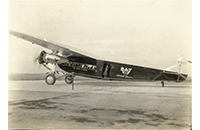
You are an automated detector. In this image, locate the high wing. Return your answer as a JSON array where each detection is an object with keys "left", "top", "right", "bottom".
[{"left": 9, "top": 30, "right": 95, "bottom": 59}]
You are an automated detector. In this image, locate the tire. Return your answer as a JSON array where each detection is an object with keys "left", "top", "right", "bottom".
[
  {"left": 65, "top": 75, "right": 74, "bottom": 84},
  {"left": 45, "top": 74, "right": 56, "bottom": 85}
]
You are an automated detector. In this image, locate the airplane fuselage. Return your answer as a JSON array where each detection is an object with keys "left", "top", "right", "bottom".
[{"left": 58, "top": 56, "right": 187, "bottom": 82}]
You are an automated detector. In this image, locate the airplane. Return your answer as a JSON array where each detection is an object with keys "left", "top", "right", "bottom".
[{"left": 9, "top": 30, "right": 189, "bottom": 87}]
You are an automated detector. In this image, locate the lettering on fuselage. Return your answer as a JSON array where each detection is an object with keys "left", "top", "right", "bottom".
[{"left": 63, "top": 62, "right": 97, "bottom": 71}]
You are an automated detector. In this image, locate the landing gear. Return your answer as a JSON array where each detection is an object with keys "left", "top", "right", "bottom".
[
  {"left": 65, "top": 74, "right": 75, "bottom": 90},
  {"left": 37, "top": 50, "right": 75, "bottom": 88},
  {"left": 45, "top": 72, "right": 75, "bottom": 90},
  {"left": 65, "top": 75, "right": 74, "bottom": 84},
  {"left": 45, "top": 74, "right": 56, "bottom": 85},
  {"left": 161, "top": 81, "right": 164, "bottom": 87}
]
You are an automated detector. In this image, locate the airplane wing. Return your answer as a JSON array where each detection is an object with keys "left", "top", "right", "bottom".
[{"left": 9, "top": 30, "right": 94, "bottom": 59}]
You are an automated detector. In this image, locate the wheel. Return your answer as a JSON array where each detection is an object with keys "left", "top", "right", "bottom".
[
  {"left": 65, "top": 75, "right": 74, "bottom": 84},
  {"left": 45, "top": 74, "right": 56, "bottom": 85}
]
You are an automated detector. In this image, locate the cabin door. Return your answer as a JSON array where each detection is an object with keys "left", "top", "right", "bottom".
[
  {"left": 102, "top": 63, "right": 112, "bottom": 78},
  {"left": 96, "top": 61, "right": 112, "bottom": 78}
]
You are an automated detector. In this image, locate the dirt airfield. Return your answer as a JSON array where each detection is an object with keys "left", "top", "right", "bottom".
[{"left": 8, "top": 77, "right": 191, "bottom": 129}]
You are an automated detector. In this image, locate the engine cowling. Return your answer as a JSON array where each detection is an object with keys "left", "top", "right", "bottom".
[
  {"left": 38, "top": 51, "right": 61, "bottom": 64},
  {"left": 38, "top": 51, "right": 46, "bottom": 64}
]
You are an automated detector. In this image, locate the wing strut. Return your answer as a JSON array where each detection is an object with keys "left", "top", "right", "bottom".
[{"left": 153, "top": 71, "right": 170, "bottom": 81}]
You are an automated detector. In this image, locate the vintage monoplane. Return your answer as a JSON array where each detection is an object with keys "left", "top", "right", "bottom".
[{"left": 9, "top": 30, "right": 189, "bottom": 87}]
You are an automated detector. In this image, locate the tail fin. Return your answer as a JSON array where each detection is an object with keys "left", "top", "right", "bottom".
[{"left": 164, "top": 55, "right": 188, "bottom": 74}]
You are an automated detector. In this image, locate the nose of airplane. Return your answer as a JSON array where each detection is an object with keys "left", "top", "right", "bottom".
[{"left": 38, "top": 51, "right": 47, "bottom": 64}]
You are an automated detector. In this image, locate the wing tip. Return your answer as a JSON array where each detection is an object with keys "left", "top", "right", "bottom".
[{"left": 9, "top": 30, "right": 16, "bottom": 35}]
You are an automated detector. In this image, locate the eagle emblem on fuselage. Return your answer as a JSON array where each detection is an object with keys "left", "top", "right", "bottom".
[{"left": 120, "top": 67, "right": 132, "bottom": 77}]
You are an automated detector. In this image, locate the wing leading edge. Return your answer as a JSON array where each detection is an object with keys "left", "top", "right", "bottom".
[{"left": 9, "top": 30, "right": 95, "bottom": 59}]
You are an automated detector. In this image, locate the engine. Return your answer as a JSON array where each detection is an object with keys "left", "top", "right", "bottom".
[{"left": 38, "top": 51, "right": 61, "bottom": 64}]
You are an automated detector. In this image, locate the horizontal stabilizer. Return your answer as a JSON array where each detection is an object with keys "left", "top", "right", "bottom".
[{"left": 164, "top": 56, "right": 189, "bottom": 74}]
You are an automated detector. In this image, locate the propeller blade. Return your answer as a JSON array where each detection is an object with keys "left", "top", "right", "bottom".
[
  {"left": 33, "top": 54, "right": 41, "bottom": 68},
  {"left": 33, "top": 57, "right": 38, "bottom": 65}
]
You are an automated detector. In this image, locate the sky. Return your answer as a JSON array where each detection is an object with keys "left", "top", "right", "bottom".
[{"left": 8, "top": 0, "right": 192, "bottom": 75}]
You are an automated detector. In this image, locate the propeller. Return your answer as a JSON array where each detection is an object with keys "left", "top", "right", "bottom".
[
  {"left": 33, "top": 54, "right": 41, "bottom": 68},
  {"left": 32, "top": 51, "right": 46, "bottom": 67}
]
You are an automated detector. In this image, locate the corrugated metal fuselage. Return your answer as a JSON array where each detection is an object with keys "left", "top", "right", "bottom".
[{"left": 58, "top": 56, "right": 187, "bottom": 82}]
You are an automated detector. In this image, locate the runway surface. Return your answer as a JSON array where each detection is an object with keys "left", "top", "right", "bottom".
[{"left": 8, "top": 77, "right": 191, "bottom": 129}]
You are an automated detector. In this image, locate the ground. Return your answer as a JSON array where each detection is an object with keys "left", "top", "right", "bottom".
[{"left": 8, "top": 77, "right": 191, "bottom": 129}]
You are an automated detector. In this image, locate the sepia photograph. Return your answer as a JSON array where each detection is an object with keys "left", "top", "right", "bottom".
[{"left": 8, "top": 0, "right": 192, "bottom": 129}]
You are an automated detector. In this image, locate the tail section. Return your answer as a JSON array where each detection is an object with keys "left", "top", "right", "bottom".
[
  {"left": 165, "top": 55, "right": 188, "bottom": 74},
  {"left": 164, "top": 55, "right": 192, "bottom": 82}
]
